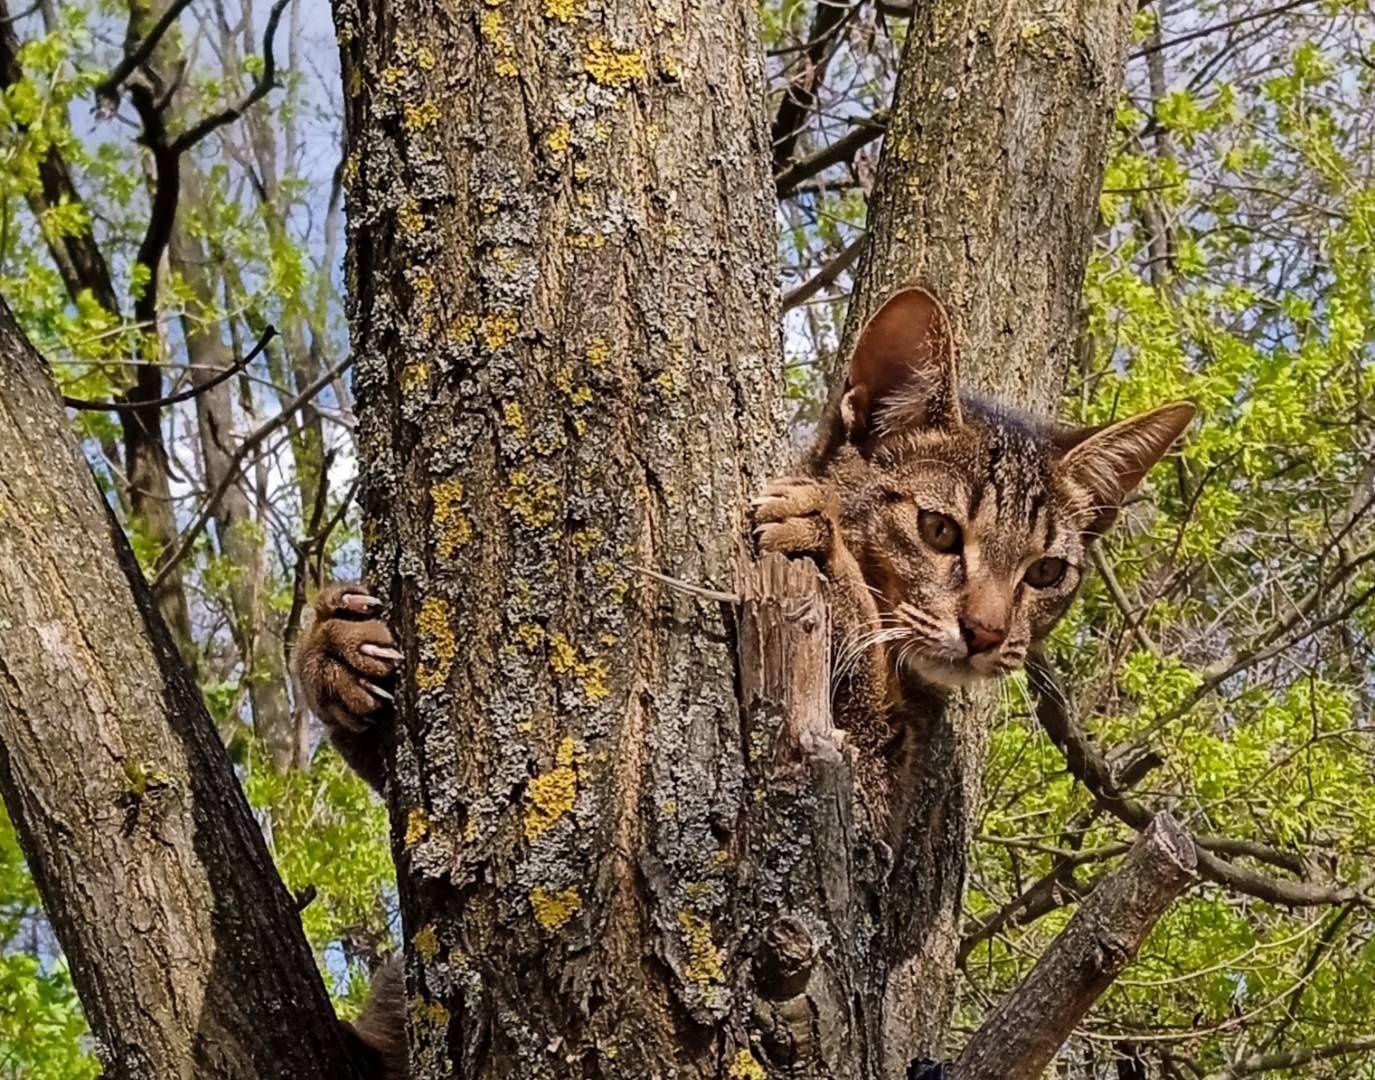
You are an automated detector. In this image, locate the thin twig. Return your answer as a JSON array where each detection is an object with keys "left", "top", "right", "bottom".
[{"left": 629, "top": 564, "right": 739, "bottom": 604}]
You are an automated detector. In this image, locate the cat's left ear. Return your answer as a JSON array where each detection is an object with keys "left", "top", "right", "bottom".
[
  {"left": 841, "top": 286, "right": 960, "bottom": 450},
  {"left": 1057, "top": 401, "right": 1197, "bottom": 536}
]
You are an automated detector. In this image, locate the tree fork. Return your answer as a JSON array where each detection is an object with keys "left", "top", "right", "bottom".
[{"left": 0, "top": 299, "right": 363, "bottom": 1080}]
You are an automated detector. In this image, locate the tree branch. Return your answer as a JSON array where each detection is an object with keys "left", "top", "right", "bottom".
[
  {"left": 1128, "top": 0, "right": 1324, "bottom": 60},
  {"left": 954, "top": 812, "right": 1196, "bottom": 1080},
  {"left": 171, "top": 0, "right": 292, "bottom": 153},
  {"left": 1202, "top": 1035, "right": 1375, "bottom": 1079},
  {"left": 0, "top": 296, "right": 365, "bottom": 1078},
  {"left": 94, "top": 0, "right": 194, "bottom": 106},
  {"left": 63, "top": 325, "right": 276, "bottom": 410},
  {"left": 1027, "top": 654, "right": 1362, "bottom": 907},
  {"left": 775, "top": 111, "right": 887, "bottom": 198},
  {"left": 151, "top": 356, "right": 351, "bottom": 590}
]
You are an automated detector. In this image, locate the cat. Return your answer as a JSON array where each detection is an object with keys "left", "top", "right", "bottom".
[
  {"left": 293, "top": 585, "right": 405, "bottom": 1078},
  {"left": 294, "top": 284, "right": 1194, "bottom": 1076},
  {"left": 753, "top": 285, "right": 1194, "bottom": 787}
]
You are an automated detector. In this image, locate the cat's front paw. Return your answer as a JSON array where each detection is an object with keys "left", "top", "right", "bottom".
[
  {"left": 751, "top": 477, "right": 840, "bottom": 565},
  {"left": 295, "top": 583, "right": 402, "bottom": 735}
]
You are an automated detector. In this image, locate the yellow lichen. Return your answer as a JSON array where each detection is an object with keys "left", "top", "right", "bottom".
[
  {"left": 400, "top": 362, "right": 429, "bottom": 393},
  {"left": 568, "top": 230, "right": 606, "bottom": 250},
  {"left": 545, "top": 121, "right": 572, "bottom": 153},
  {"left": 573, "top": 162, "right": 592, "bottom": 183},
  {"left": 405, "top": 808, "right": 430, "bottom": 847},
  {"left": 503, "top": 401, "right": 529, "bottom": 439},
  {"left": 415, "top": 45, "right": 436, "bottom": 69},
  {"left": 480, "top": 9, "right": 518, "bottom": 76},
  {"left": 524, "top": 757, "right": 578, "bottom": 840},
  {"left": 728, "top": 1049, "right": 767, "bottom": 1080},
  {"left": 530, "top": 886, "right": 583, "bottom": 930},
  {"left": 543, "top": 0, "right": 583, "bottom": 21},
  {"left": 432, "top": 477, "right": 472, "bottom": 559},
  {"left": 381, "top": 65, "right": 405, "bottom": 87},
  {"left": 515, "top": 622, "right": 545, "bottom": 650},
  {"left": 556, "top": 735, "right": 577, "bottom": 766},
  {"left": 678, "top": 910, "right": 724, "bottom": 991},
  {"left": 548, "top": 631, "right": 578, "bottom": 675},
  {"left": 397, "top": 196, "right": 425, "bottom": 237},
  {"left": 585, "top": 337, "right": 610, "bottom": 367},
  {"left": 583, "top": 38, "right": 646, "bottom": 88},
  {"left": 410, "top": 997, "right": 450, "bottom": 1028},
  {"left": 413, "top": 924, "right": 440, "bottom": 962},
  {"left": 569, "top": 384, "right": 593, "bottom": 406},
  {"left": 481, "top": 314, "right": 519, "bottom": 350},
  {"left": 403, "top": 100, "right": 440, "bottom": 132},
  {"left": 449, "top": 313, "right": 480, "bottom": 343},
  {"left": 571, "top": 527, "right": 602, "bottom": 554},
  {"left": 416, "top": 597, "right": 456, "bottom": 691},
  {"left": 503, "top": 471, "right": 559, "bottom": 528}
]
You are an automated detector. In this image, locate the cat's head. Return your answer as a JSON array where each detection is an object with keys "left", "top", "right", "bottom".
[{"left": 828, "top": 286, "right": 1195, "bottom": 689}]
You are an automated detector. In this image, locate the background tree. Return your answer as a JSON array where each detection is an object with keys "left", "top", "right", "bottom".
[{"left": 0, "top": 0, "right": 1374, "bottom": 1077}]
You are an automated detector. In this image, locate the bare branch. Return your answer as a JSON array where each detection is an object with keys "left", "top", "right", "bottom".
[
  {"left": 775, "top": 111, "right": 887, "bottom": 198},
  {"left": 783, "top": 235, "right": 864, "bottom": 311},
  {"left": 1027, "top": 654, "right": 1363, "bottom": 907},
  {"left": 1203, "top": 1035, "right": 1375, "bottom": 1079},
  {"left": 1129, "top": 0, "right": 1324, "bottom": 60},
  {"left": 171, "top": 0, "right": 292, "bottom": 153},
  {"left": 94, "top": 0, "right": 195, "bottom": 106},
  {"left": 151, "top": 356, "right": 351, "bottom": 590},
  {"left": 954, "top": 812, "right": 1196, "bottom": 1080}
]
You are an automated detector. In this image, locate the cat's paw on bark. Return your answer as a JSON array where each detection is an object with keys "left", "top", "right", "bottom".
[
  {"left": 296, "top": 584, "right": 400, "bottom": 736},
  {"left": 751, "top": 477, "right": 842, "bottom": 565}
]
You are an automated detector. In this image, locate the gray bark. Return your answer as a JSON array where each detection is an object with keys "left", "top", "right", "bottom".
[
  {"left": 839, "top": 2, "right": 1138, "bottom": 1067},
  {"left": 0, "top": 297, "right": 361, "bottom": 1080}
]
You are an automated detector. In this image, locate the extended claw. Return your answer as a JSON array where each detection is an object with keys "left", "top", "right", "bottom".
[
  {"left": 362, "top": 680, "right": 394, "bottom": 702},
  {"left": 360, "top": 644, "right": 403, "bottom": 662},
  {"left": 341, "top": 592, "right": 383, "bottom": 614}
]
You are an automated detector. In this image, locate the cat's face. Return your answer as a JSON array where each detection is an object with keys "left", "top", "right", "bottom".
[{"left": 828, "top": 286, "right": 1194, "bottom": 690}]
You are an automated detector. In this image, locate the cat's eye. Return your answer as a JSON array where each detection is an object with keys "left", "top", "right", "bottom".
[
  {"left": 1024, "top": 557, "right": 1067, "bottom": 589},
  {"left": 918, "top": 510, "right": 962, "bottom": 554}
]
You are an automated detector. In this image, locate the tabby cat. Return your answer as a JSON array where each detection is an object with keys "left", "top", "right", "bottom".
[{"left": 295, "top": 284, "right": 1194, "bottom": 1076}]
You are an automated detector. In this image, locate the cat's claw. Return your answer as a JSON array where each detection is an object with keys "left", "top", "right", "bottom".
[
  {"left": 752, "top": 478, "right": 839, "bottom": 563},
  {"left": 295, "top": 583, "right": 400, "bottom": 736}
]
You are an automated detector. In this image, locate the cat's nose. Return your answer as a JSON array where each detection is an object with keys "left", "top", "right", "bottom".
[{"left": 960, "top": 617, "right": 1006, "bottom": 654}]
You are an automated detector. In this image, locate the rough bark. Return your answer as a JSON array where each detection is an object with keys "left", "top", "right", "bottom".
[
  {"left": 838, "top": 2, "right": 1138, "bottom": 1068},
  {"left": 954, "top": 812, "right": 1197, "bottom": 1080},
  {"left": 0, "top": 297, "right": 362, "bottom": 1080},
  {"left": 335, "top": 0, "right": 784, "bottom": 1075}
]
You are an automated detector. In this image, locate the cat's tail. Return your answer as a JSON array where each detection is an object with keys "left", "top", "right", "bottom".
[{"left": 341, "top": 955, "right": 407, "bottom": 1079}]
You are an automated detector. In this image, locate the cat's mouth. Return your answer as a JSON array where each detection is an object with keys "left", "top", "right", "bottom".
[{"left": 904, "top": 652, "right": 1015, "bottom": 689}]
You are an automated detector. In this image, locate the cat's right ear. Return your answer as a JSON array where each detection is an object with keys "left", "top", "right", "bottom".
[{"left": 841, "top": 286, "right": 960, "bottom": 450}]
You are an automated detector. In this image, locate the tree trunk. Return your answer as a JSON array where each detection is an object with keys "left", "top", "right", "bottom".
[
  {"left": 0, "top": 298, "right": 361, "bottom": 1080},
  {"left": 335, "top": 0, "right": 789, "bottom": 1073},
  {"left": 839, "top": 3, "right": 1137, "bottom": 1069}
]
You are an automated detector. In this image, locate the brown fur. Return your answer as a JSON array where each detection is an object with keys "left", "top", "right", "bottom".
[
  {"left": 294, "top": 583, "right": 400, "bottom": 793},
  {"left": 340, "top": 956, "right": 407, "bottom": 1079},
  {"left": 296, "top": 588, "right": 408, "bottom": 1073},
  {"left": 756, "top": 286, "right": 1194, "bottom": 800}
]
